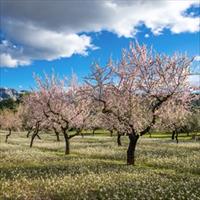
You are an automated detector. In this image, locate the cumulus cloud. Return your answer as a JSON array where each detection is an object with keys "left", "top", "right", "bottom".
[
  {"left": 0, "top": 0, "right": 199, "bottom": 67},
  {"left": 0, "top": 40, "right": 31, "bottom": 67},
  {"left": 0, "top": 21, "right": 95, "bottom": 67},
  {"left": 0, "top": 53, "right": 20, "bottom": 68}
]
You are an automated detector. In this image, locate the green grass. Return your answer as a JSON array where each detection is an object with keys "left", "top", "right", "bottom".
[{"left": 0, "top": 130, "right": 200, "bottom": 200}]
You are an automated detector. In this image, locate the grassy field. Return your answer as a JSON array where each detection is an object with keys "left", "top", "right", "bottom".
[{"left": 0, "top": 130, "right": 200, "bottom": 200}]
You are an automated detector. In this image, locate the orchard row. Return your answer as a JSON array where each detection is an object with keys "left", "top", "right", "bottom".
[{"left": 1, "top": 43, "right": 199, "bottom": 165}]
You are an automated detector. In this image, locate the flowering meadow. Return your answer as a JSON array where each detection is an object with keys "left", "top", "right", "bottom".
[{"left": 0, "top": 130, "right": 199, "bottom": 200}]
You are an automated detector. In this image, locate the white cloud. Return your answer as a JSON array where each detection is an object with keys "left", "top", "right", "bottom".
[
  {"left": 0, "top": 0, "right": 199, "bottom": 67},
  {"left": 194, "top": 55, "right": 200, "bottom": 61},
  {"left": 189, "top": 75, "right": 200, "bottom": 87},
  {"left": 0, "top": 21, "right": 95, "bottom": 67},
  {"left": 3, "top": 21, "right": 95, "bottom": 60},
  {"left": 0, "top": 53, "right": 18, "bottom": 67},
  {"left": 0, "top": 53, "right": 30, "bottom": 67}
]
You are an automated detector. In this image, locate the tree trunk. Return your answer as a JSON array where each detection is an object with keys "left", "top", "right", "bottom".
[
  {"left": 26, "top": 130, "right": 32, "bottom": 138},
  {"left": 30, "top": 131, "right": 38, "bottom": 147},
  {"left": 92, "top": 129, "right": 95, "bottom": 136},
  {"left": 172, "top": 130, "right": 178, "bottom": 143},
  {"left": 172, "top": 130, "right": 175, "bottom": 140},
  {"left": 53, "top": 127, "right": 60, "bottom": 141},
  {"left": 149, "top": 132, "right": 152, "bottom": 138},
  {"left": 127, "top": 134, "right": 139, "bottom": 165},
  {"left": 110, "top": 130, "right": 113, "bottom": 137},
  {"left": 175, "top": 132, "right": 179, "bottom": 144},
  {"left": 63, "top": 132, "right": 70, "bottom": 155},
  {"left": 36, "top": 134, "right": 42, "bottom": 140},
  {"left": 117, "top": 132, "right": 122, "bottom": 146},
  {"left": 55, "top": 132, "right": 60, "bottom": 141},
  {"left": 5, "top": 128, "right": 12, "bottom": 143}
]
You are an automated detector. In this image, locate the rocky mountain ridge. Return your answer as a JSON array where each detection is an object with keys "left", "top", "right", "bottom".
[{"left": 0, "top": 87, "right": 28, "bottom": 101}]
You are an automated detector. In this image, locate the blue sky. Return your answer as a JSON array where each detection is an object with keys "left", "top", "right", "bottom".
[{"left": 0, "top": 0, "right": 199, "bottom": 90}]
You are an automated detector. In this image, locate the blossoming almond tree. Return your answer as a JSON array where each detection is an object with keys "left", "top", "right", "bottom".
[
  {"left": 22, "top": 93, "right": 49, "bottom": 147},
  {"left": 93, "top": 112, "right": 126, "bottom": 145},
  {"left": 0, "top": 109, "right": 21, "bottom": 143},
  {"left": 155, "top": 96, "right": 192, "bottom": 143},
  {"left": 30, "top": 73, "right": 92, "bottom": 154},
  {"left": 85, "top": 42, "right": 192, "bottom": 165}
]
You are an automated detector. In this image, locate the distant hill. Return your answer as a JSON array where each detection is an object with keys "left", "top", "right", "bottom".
[{"left": 0, "top": 88, "right": 29, "bottom": 101}]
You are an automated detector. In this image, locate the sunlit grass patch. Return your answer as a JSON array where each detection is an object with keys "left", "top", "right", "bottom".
[{"left": 0, "top": 131, "right": 200, "bottom": 199}]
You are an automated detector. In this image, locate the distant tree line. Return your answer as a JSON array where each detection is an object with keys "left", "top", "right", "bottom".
[{"left": 0, "top": 93, "right": 30, "bottom": 111}]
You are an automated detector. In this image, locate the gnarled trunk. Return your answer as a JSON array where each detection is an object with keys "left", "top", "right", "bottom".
[
  {"left": 117, "top": 132, "right": 122, "bottom": 146},
  {"left": 63, "top": 132, "right": 70, "bottom": 155},
  {"left": 53, "top": 127, "right": 60, "bottom": 141},
  {"left": 37, "top": 134, "right": 42, "bottom": 140},
  {"left": 30, "top": 130, "right": 41, "bottom": 147},
  {"left": 5, "top": 128, "right": 12, "bottom": 143},
  {"left": 30, "top": 132, "right": 37, "bottom": 147},
  {"left": 127, "top": 134, "right": 139, "bottom": 165},
  {"left": 26, "top": 130, "right": 32, "bottom": 138}
]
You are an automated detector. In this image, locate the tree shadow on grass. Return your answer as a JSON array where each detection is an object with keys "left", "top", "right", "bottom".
[{"left": 0, "top": 157, "right": 134, "bottom": 180}]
